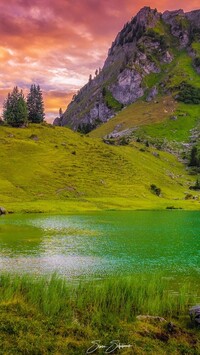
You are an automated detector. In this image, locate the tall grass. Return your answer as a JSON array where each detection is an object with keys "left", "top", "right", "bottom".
[{"left": 0, "top": 273, "right": 198, "bottom": 325}]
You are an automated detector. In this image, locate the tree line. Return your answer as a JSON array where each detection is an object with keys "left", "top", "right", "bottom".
[{"left": 2, "top": 85, "right": 45, "bottom": 127}]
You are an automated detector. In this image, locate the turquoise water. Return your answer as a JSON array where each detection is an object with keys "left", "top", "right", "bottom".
[{"left": 0, "top": 211, "right": 200, "bottom": 279}]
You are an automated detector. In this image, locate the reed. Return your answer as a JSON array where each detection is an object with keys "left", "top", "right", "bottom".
[
  {"left": 1, "top": 273, "right": 200, "bottom": 354},
  {"left": 0, "top": 273, "right": 198, "bottom": 322}
]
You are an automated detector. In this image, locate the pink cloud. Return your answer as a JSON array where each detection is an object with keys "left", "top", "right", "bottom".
[{"left": 0, "top": 0, "right": 199, "bottom": 120}]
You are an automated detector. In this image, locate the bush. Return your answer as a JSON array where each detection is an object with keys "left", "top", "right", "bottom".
[
  {"left": 77, "top": 123, "right": 97, "bottom": 134},
  {"left": 150, "top": 184, "right": 161, "bottom": 196},
  {"left": 189, "top": 178, "right": 200, "bottom": 190},
  {"left": 119, "top": 136, "right": 129, "bottom": 145},
  {"left": 177, "top": 82, "right": 200, "bottom": 104}
]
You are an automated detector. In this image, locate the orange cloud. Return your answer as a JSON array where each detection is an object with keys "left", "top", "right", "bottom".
[
  {"left": 0, "top": 0, "right": 199, "bottom": 121},
  {"left": 44, "top": 91, "right": 74, "bottom": 122}
]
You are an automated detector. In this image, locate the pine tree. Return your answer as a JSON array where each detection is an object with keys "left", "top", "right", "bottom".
[
  {"left": 3, "top": 86, "right": 28, "bottom": 127},
  {"left": 189, "top": 146, "right": 198, "bottom": 166},
  {"left": 59, "top": 108, "right": 63, "bottom": 118},
  {"left": 27, "top": 84, "right": 45, "bottom": 123},
  {"left": 89, "top": 74, "right": 92, "bottom": 84}
]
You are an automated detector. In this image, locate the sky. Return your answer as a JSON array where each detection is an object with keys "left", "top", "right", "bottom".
[{"left": 0, "top": 0, "right": 199, "bottom": 122}]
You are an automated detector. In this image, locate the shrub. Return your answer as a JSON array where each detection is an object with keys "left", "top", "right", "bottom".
[
  {"left": 189, "top": 178, "right": 200, "bottom": 190},
  {"left": 177, "top": 82, "right": 200, "bottom": 104},
  {"left": 77, "top": 123, "right": 97, "bottom": 134},
  {"left": 119, "top": 136, "right": 129, "bottom": 145},
  {"left": 150, "top": 184, "right": 161, "bottom": 196}
]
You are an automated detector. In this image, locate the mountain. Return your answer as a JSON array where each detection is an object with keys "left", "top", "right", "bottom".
[{"left": 53, "top": 6, "right": 200, "bottom": 134}]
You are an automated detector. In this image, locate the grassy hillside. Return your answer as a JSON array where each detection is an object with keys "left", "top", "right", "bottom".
[
  {"left": 90, "top": 99, "right": 199, "bottom": 147},
  {"left": 0, "top": 124, "right": 199, "bottom": 213},
  {"left": 89, "top": 96, "right": 177, "bottom": 139},
  {"left": 135, "top": 103, "right": 200, "bottom": 143}
]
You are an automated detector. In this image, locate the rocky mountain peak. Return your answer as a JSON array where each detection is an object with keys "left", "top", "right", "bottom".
[
  {"left": 162, "top": 9, "right": 184, "bottom": 20},
  {"left": 107, "top": 7, "right": 160, "bottom": 60},
  {"left": 186, "top": 9, "right": 200, "bottom": 28},
  {"left": 135, "top": 6, "right": 160, "bottom": 27},
  {"left": 54, "top": 7, "right": 200, "bottom": 131}
]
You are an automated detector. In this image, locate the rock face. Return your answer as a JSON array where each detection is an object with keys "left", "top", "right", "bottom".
[
  {"left": 162, "top": 10, "right": 190, "bottom": 47},
  {"left": 54, "top": 6, "right": 200, "bottom": 131},
  {"left": 146, "top": 86, "right": 158, "bottom": 102},
  {"left": 111, "top": 68, "right": 144, "bottom": 105}
]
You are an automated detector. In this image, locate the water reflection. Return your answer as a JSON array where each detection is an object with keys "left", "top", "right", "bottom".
[{"left": 0, "top": 211, "right": 200, "bottom": 278}]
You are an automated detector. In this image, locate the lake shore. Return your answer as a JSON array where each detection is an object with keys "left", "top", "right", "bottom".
[
  {"left": 2, "top": 197, "right": 200, "bottom": 215},
  {"left": 0, "top": 273, "right": 199, "bottom": 354}
]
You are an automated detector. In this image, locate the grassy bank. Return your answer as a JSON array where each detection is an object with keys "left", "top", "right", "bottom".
[
  {"left": 0, "top": 124, "right": 200, "bottom": 214},
  {"left": 0, "top": 273, "right": 200, "bottom": 354}
]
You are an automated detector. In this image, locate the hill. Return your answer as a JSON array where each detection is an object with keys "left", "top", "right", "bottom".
[{"left": 0, "top": 124, "right": 200, "bottom": 213}]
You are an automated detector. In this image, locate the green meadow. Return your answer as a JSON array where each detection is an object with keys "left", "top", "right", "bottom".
[{"left": 0, "top": 123, "right": 200, "bottom": 214}]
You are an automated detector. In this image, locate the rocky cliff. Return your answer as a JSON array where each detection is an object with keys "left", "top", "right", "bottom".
[{"left": 54, "top": 6, "right": 200, "bottom": 131}]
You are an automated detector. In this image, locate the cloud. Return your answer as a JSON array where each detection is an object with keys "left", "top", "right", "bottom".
[{"left": 0, "top": 0, "right": 198, "bottom": 120}]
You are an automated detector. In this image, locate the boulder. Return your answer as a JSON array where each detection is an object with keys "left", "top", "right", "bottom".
[
  {"left": 0, "top": 206, "right": 6, "bottom": 215},
  {"left": 189, "top": 305, "right": 200, "bottom": 324}
]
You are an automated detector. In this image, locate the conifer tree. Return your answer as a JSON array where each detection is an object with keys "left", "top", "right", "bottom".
[
  {"left": 59, "top": 107, "right": 63, "bottom": 118},
  {"left": 3, "top": 86, "right": 28, "bottom": 127},
  {"left": 27, "top": 84, "right": 45, "bottom": 123}
]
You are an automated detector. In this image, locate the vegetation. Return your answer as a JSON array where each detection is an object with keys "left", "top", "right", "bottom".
[
  {"left": 3, "top": 87, "right": 28, "bottom": 127},
  {"left": 90, "top": 97, "right": 177, "bottom": 139},
  {"left": 2, "top": 85, "right": 45, "bottom": 127},
  {"left": 146, "top": 29, "right": 169, "bottom": 50},
  {"left": 189, "top": 146, "right": 200, "bottom": 167},
  {"left": 194, "top": 57, "right": 200, "bottom": 68},
  {"left": 0, "top": 273, "right": 199, "bottom": 354},
  {"left": 77, "top": 122, "right": 98, "bottom": 134},
  {"left": 27, "top": 84, "right": 45, "bottom": 123},
  {"left": 166, "top": 50, "right": 200, "bottom": 90},
  {"left": 189, "top": 178, "right": 200, "bottom": 191},
  {"left": 0, "top": 124, "right": 199, "bottom": 213},
  {"left": 102, "top": 87, "right": 123, "bottom": 112},
  {"left": 177, "top": 82, "right": 200, "bottom": 104},
  {"left": 150, "top": 184, "right": 161, "bottom": 196}
]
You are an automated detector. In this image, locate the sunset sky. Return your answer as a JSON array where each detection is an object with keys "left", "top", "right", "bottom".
[{"left": 0, "top": 0, "right": 199, "bottom": 122}]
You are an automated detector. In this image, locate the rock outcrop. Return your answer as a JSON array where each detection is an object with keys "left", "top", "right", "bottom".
[
  {"left": 54, "top": 7, "right": 200, "bottom": 131},
  {"left": 0, "top": 207, "right": 6, "bottom": 215}
]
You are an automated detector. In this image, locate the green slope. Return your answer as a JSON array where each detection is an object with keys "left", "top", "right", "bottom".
[
  {"left": 0, "top": 124, "right": 199, "bottom": 213},
  {"left": 90, "top": 47, "right": 200, "bottom": 145},
  {"left": 90, "top": 98, "right": 199, "bottom": 146},
  {"left": 89, "top": 96, "right": 177, "bottom": 138},
  {"left": 135, "top": 103, "right": 200, "bottom": 143}
]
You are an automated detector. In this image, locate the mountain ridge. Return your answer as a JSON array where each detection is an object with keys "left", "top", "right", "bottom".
[{"left": 54, "top": 6, "right": 200, "bottom": 132}]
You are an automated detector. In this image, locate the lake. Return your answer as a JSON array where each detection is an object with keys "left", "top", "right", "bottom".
[{"left": 0, "top": 211, "right": 200, "bottom": 280}]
